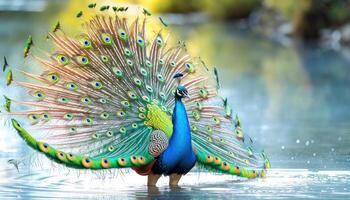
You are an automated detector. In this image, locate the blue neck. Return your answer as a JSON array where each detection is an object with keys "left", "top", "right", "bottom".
[{"left": 168, "top": 96, "right": 192, "bottom": 150}]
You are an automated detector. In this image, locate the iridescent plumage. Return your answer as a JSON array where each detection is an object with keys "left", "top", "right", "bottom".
[{"left": 3, "top": 4, "right": 270, "bottom": 186}]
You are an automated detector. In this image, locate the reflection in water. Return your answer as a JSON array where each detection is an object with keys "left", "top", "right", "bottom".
[{"left": 0, "top": 3, "right": 350, "bottom": 199}]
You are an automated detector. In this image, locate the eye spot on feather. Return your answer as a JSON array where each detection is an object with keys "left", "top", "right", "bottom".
[
  {"left": 118, "top": 158, "right": 127, "bottom": 166},
  {"left": 194, "top": 101, "right": 203, "bottom": 110},
  {"left": 112, "top": 67, "right": 124, "bottom": 78},
  {"left": 84, "top": 117, "right": 93, "bottom": 125},
  {"left": 80, "top": 38, "right": 92, "bottom": 49},
  {"left": 138, "top": 113, "right": 146, "bottom": 119},
  {"left": 192, "top": 110, "right": 200, "bottom": 121},
  {"left": 185, "top": 63, "right": 195, "bottom": 73},
  {"left": 100, "top": 112, "right": 109, "bottom": 119},
  {"left": 170, "top": 61, "right": 176, "bottom": 67},
  {"left": 159, "top": 58, "right": 165, "bottom": 65},
  {"left": 142, "top": 95, "right": 150, "bottom": 102},
  {"left": 234, "top": 166, "right": 241, "bottom": 174},
  {"left": 222, "top": 162, "right": 230, "bottom": 171},
  {"left": 101, "top": 33, "right": 113, "bottom": 45},
  {"left": 157, "top": 73, "right": 165, "bottom": 82},
  {"left": 126, "top": 59, "right": 134, "bottom": 66},
  {"left": 133, "top": 78, "right": 142, "bottom": 87},
  {"left": 206, "top": 155, "right": 214, "bottom": 163},
  {"left": 97, "top": 99, "right": 107, "bottom": 105},
  {"left": 206, "top": 125, "right": 213, "bottom": 133},
  {"left": 124, "top": 48, "right": 132, "bottom": 57},
  {"left": 38, "top": 142, "right": 50, "bottom": 153},
  {"left": 161, "top": 106, "right": 167, "bottom": 112},
  {"left": 214, "top": 157, "right": 222, "bottom": 165},
  {"left": 81, "top": 96, "right": 92, "bottom": 105},
  {"left": 118, "top": 29, "right": 128, "bottom": 41},
  {"left": 82, "top": 157, "right": 93, "bottom": 168},
  {"left": 136, "top": 36, "right": 144, "bottom": 47},
  {"left": 191, "top": 124, "right": 198, "bottom": 132},
  {"left": 91, "top": 80, "right": 103, "bottom": 90},
  {"left": 213, "top": 116, "right": 221, "bottom": 125},
  {"left": 146, "top": 85, "right": 153, "bottom": 93},
  {"left": 69, "top": 127, "right": 77, "bottom": 133},
  {"left": 33, "top": 91, "right": 46, "bottom": 100},
  {"left": 206, "top": 136, "right": 212, "bottom": 142},
  {"left": 199, "top": 88, "right": 209, "bottom": 98},
  {"left": 156, "top": 36, "right": 163, "bottom": 46},
  {"left": 56, "top": 54, "right": 69, "bottom": 65},
  {"left": 47, "top": 72, "right": 60, "bottom": 84},
  {"left": 26, "top": 115, "right": 39, "bottom": 125},
  {"left": 56, "top": 151, "right": 66, "bottom": 161},
  {"left": 63, "top": 113, "right": 74, "bottom": 120},
  {"left": 66, "top": 82, "right": 79, "bottom": 91},
  {"left": 127, "top": 91, "right": 137, "bottom": 100},
  {"left": 91, "top": 133, "right": 99, "bottom": 139},
  {"left": 106, "top": 130, "right": 113, "bottom": 137},
  {"left": 159, "top": 92, "right": 167, "bottom": 100},
  {"left": 108, "top": 145, "right": 115, "bottom": 152},
  {"left": 121, "top": 100, "right": 130, "bottom": 107},
  {"left": 219, "top": 138, "right": 225, "bottom": 143},
  {"left": 76, "top": 55, "right": 90, "bottom": 65},
  {"left": 100, "top": 55, "right": 109, "bottom": 63},
  {"left": 138, "top": 107, "right": 146, "bottom": 113},
  {"left": 145, "top": 60, "right": 152, "bottom": 68},
  {"left": 67, "top": 153, "right": 75, "bottom": 161},
  {"left": 138, "top": 156, "right": 145, "bottom": 165},
  {"left": 130, "top": 156, "right": 138, "bottom": 165},
  {"left": 131, "top": 123, "right": 138, "bottom": 129},
  {"left": 119, "top": 126, "right": 126, "bottom": 134},
  {"left": 58, "top": 97, "right": 70, "bottom": 103},
  {"left": 41, "top": 113, "right": 51, "bottom": 121},
  {"left": 140, "top": 67, "right": 148, "bottom": 76},
  {"left": 101, "top": 158, "right": 110, "bottom": 168},
  {"left": 117, "top": 111, "right": 126, "bottom": 117}
]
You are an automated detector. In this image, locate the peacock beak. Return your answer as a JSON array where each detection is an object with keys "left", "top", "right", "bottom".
[{"left": 183, "top": 90, "right": 190, "bottom": 98}]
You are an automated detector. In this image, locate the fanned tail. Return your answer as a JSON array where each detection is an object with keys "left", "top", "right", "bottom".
[{"left": 3, "top": 4, "right": 269, "bottom": 178}]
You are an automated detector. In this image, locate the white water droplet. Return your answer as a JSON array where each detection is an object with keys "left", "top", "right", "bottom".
[
  {"left": 307, "top": 160, "right": 310, "bottom": 164},
  {"left": 338, "top": 137, "right": 342, "bottom": 141},
  {"left": 305, "top": 141, "right": 310, "bottom": 146},
  {"left": 296, "top": 139, "right": 300, "bottom": 144},
  {"left": 313, "top": 153, "right": 316, "bottom": 157},
  {"left": 281, "top": 145, "right": 285, "bottom": 150},
  {"left": 311, "top": 140, "right": 314, "bottom": 144},
  {"left": 331, "top": 148, "right": 335, "bottom": 152}
]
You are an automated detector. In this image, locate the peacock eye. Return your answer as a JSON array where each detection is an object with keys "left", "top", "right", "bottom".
[
  {"left": 33, "top": 91, "right": 46, "bottom": 100},
  {"left": 185, "top": 63, "right": 195, "bottom": 73},
  {"left": 81, "top": 96, "right": 92, "bottom": 105},
  {"left": 100, "top": 55, "right": 109, "bottom": 63},
  {"left": 47, "top": 72, "right": 60, "bottom": 84},
  {"left": 136, "top": 36, "right": 144, "bottom": 47},
  {"left": 118, "top": 29, "right": 128, "bottom": 41},
  {"left": 66, "top": 82, "right": 79, "bottom": 90},
  {"left": 145, "top": 60, "right": 152, "bottom": 68},
  {"left": 56, "top": 54, "right": 69, "bottom": 65},
  {"left": 76, "top": 56, "right": 90, "bottom": 65},
  {"left": 101, "top": 33, "right": 113, "bottom": 45},
  {"left": 156, "top": 36, "right": 163, "bottom": 46},
  {"left": 80, "top": 38, "right": 92, "bottom": 49},
  {"left": 91, "top": 80, "right": 103, "bottom": 90},
  {"left": 124, "top": 48, "right": 132, "bottom": 57}
]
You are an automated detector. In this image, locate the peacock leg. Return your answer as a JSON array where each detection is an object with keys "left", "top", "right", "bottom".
[
  {"left": 169, "top": 173, "right": 182, "bottom": 187},
  {"left": 147, "top": 172, "right": 161, "bottom": 186}
]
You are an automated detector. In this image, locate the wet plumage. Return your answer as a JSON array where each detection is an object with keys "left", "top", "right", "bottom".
[{"left": 3, "top": 4, "right": 270, "bottom": 184}]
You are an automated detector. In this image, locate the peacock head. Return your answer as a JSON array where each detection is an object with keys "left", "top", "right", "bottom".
[
  {"left": 173, "top": 72, "right": 189, "bottom": 99},
  {"left": 175, "top": 85, "right": 189, "bottom": 99}
]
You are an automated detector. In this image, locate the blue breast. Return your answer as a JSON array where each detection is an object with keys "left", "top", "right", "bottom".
[{"left": 152, "top": 97, "right": 196, "bottom": 175}]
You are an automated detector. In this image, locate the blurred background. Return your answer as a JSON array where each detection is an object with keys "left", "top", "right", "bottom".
[
  {"left": 0, "top": 0, "right": 349, "bottom": 181},
  {"left": 0, "top": 0, "right": 349, "bottom": 198}
]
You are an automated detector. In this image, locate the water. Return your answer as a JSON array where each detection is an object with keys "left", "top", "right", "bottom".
[{"left": 0, "top": 2, "right": 350, "bottom": 199}]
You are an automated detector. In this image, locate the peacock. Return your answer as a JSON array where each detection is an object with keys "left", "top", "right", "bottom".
[{"left": 3, "top": 4, "right": 270, "bottom": 187}]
